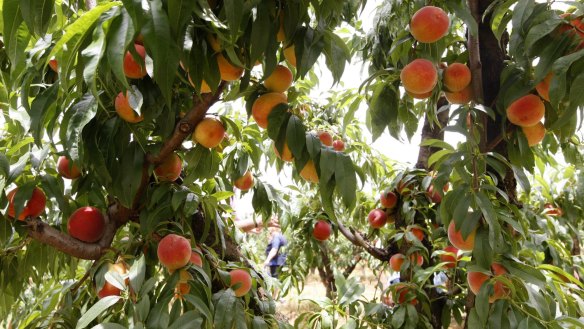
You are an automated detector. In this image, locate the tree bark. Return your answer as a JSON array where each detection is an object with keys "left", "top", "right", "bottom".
[{"left": 415, "top": 97, "right": 450, "bottom": 170}]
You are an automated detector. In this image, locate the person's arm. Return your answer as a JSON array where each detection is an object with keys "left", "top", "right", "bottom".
[
  {"left": 263, "top": 248, "right": 279, "bottom": 267},
  {"left": 234, "top": 218, "right": 261, "bottom": 233}
]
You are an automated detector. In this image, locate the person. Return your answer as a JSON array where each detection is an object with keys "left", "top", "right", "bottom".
[
  {"left": 263, "top": 224, "right": 287, "bottom": 279},
  {"left": 234, "top": 216, "right": 280, "bottom": 233}
]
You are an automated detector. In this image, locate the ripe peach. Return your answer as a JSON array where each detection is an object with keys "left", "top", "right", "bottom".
[
  {"left": 318, "top": 131, "right": 333, "bottom": 147},
  {"left": 49, "top": 59, "right": 58, "bottom": 73},
  {"left": 188, "top": 74, "right": 213, "bottom": 93},
  {"left": 368, "top": 208, "right": 388, "bottom": 229},
  {"left": 544, "top": 203, "right": 564, "bottom": 217},
  {"left": 193, "top": 117, "right": 225, "bottom": 148},
  {"left": 97, "top": 262, "right": 129, "bottom": 299},
  {"left": 440, "top": 245, "right": 459, "bottom": 269},
  {"left": 443, "top": 63, "right": 471, "bottom": 92},
  {"left": 395, "top": 286, "right": 418, "bottom": 305},
  {"left": 276, "top": 13, "right": 286, "bottom": 42},
  {"left": 535, "top": 72, "right": 552, "bottom": 102},
  {"left": 390, "top": 254, "right": 405, "bottom": 272},
  {"left": 154, "top": 153, "right": 182, "bottom": 182},
  {"left": 57, "top": 156, "right": 81, "bottom": 179},
  {"left": 445, "top": 84, "right": 473, "bottom": 104},
  {"left": 447, "top": 221, "right": 476, "bottom": 251},
  {"left": 410, "top": 6, "right": 450, "bottom": 43},
  {"left": 207, "top": 34, "right": 222, "bottom": 52},
  {"left": 252, "top": 92, "right": 288, "bottom": 129},
  {"left": 157, "top": 234, "right": 192, "bottom": 270},
  {"left": 229, "top": 269, "right": 252, "bottom": 297},
  {"left": 7, "top": 187, "right": 47, "bottom": 221},
  {"left": 67, "top": 206, "right": 106, "bottom": 243},
  {"left": 273, "top": 141, "right": 294, "bottom": 162},
  {"left": 264, "top": 65, "right": 293, "bottom": 92},
  {"left": 506, "top": 94, "right": 545, "bottom": 127},
  {"left": 557, "top": 14, "right": 584, "bottom": 49},
  {"left": 380, "top": 189, "right": 398, "bottom": 209},
  {"left": 407, "top": 225, "right": 424, "bottom": 241},
  {"left": 521, "top": 122, "right": 546, "bottom": 146},
  {"left": 468, "top": 264, "right": 508, "bottom": 302},
  {"left": 313, "top": 220, "right": 332, "bottom": 241},
  {"left": 234, "top": 171, "right": 254, "bottom": 191},
  {"left": 332, "top": 140, "right": 345, "bottom": 151},
  {"left": 217, "top": 54, "right": 244, "bottom": 81},
  {"left": 283, "top": 45, "right": 296, "bottom": 67},
  {"left": 115, "top": 91, "right": 144, "bottom": 123},
  {"left": 407, "top": 90, "right": 433, "bottom": 99},
  {"left": 400, "top": 59, "right": 438, "bottom": 94},
  {"left": 190, "top": 249, "right": 204, "bottom": 267},
  {"left": 123, "top": 43, "right": 147, "bottom": 79},
  {"left": 410, "top": 253, "right": 424, "bottom": 266},
  {"left": 299, "top": 160, "right": 319, "bottom": 183},
  {"left": 427, "top": 183, "right": 448, "bottom": 203},
  {"left": 467, "top": 271, "right": 489, "bottom": 295}
]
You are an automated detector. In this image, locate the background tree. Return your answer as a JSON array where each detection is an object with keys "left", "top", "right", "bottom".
[{"left": 1, "top": 0, "right": 584, "bottom": 329}]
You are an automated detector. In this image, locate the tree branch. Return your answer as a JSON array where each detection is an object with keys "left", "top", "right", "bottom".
[{"left": 337, "top": 221, "right": 391, "bottom": 261}]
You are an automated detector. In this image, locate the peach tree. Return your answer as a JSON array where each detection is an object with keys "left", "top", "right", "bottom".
[{"left": 1, "top": 0, "right": 584, "bottom": 328}]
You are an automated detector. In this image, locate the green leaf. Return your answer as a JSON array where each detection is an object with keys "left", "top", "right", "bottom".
[
  {"left": 267, "top": 103, "right": 290, "bottom": 141},
  {"left": 3, "top": 0, "right": 28, "bottom": 75},
  {"left": 213, "top": 290, "right": 237, "bottom": 329},
  {"left": 286, "top": 115, "right": 306, "bottom": 158},
  {"left": 20, "top": 0, "right": 54, "bottom": 36},
  {"left": 250, "top": 1, "right": 273, "bottom": 65},
  {"left": 142, "top": 0, "right": 180, "bottom": 105},
  {"left": 91, "top": 324, "right": 128, "bottom": 329},
  {"left": 111, "top": 141, "right": 145, "bottom": 208},
  {"left": 335, "top": 154, "right": 357, "bottom": 209},
  {"left": 130, "top": 254, "right": 146, "bottom": 294},
  {"left": 295, "top": 27, "right": 325, "bottom": 78},
  {"left": 367, "top": 83, "right": 398, "bottom": 141},
  {"left": 168, "top": 310, "right": 204, "bottom": 329},
  {"left": 29, "top": 83, "right": 59, "bottom": 146},
  {"left": 60, "top": 93, "right": 99, "bottom": 163},
  {"left": 448, "top": 0, "right": 478, "bottom": 37},
  {"left": 323, "top": 31, "right": 350, "bottom": 83},
  {"left": 167, "top": 0, "right": 197, "bottom": 38},
  {"left": 106, "top": 9, "right": 135, "bottom": 89},
  {"left": 183, "top": 294, "right": 213, "bottom": 322},
  {"left": 502, "top": 260, "right": 545, "bottom": 287},
  {"left": 76, "top": 296, "right": 121, "bottom": 329},
  {"left": 473, "top": 228, "right": 493, "bottom": 270}
]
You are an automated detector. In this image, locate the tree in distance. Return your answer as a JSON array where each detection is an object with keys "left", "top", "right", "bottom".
[
  {"left": 157, "top": 234, "right": 192, "bottom": 271},
  {"left": 522, "top": 122, "right": 546, "bottom": 146},
  {"left": 252, "top": 92, "right": 288, "bottom": 129},
  {"left": 234, "top": 171, "right": 254, "bottom": 191},
  {"left": 193, "top": 117, "right": 225, "bottom": 148},
  {"left": 97, "top": 262, "right": 129, "bottom": 299},
  {"left": 447, "top": 221, "right": 476, "bottom": 252},
  {"left": 7, "top": 187, "right": 47, "bottom": 220},
  {"left": 299, "top": 160, "right": 319, "bottom": 183},
  {"left": 67, "top": 206, "right": 106, "bottom": 243},
  {"left": 409, "top": 6, "right": 450, "bottom": 43},
  {"left": 400, "top": 59, "right": 438, "bottom": 94},
  {"left": 229, "top": 269, "right": 252, "bottom": 297},
  {"left": 123, "top": 43, "right": 147, "bottom": 79},
  {"left": 264, "top": 65, "right": 293, "bottom": 92},
  {"left": 368, "top": 208, "right": 388, "bottom": 228},
  {"left": 443, "top": 63, "right": 471, "bottom": 92},
  {"left": 115, "top": 91, "right": 144, "bottom": 123},
  {"left": 506, "top": 94, "right": 545, "bottom": 127},
  {"left": 313, "top": 220, "right": 332, "bottom": 241},
  {"left": 154, "top": 153, "right": 182, "bottom": 182},
  {"left": 57, "top": 156, "right": 81, "bottom": 179}
]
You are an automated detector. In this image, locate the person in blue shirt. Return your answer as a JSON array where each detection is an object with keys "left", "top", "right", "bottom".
[{"left": 263, "top": 225, "right": 287, "bottom": 278}]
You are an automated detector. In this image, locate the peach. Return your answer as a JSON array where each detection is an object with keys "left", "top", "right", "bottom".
[
  {"left": 49, "top": 59, "right": 58, "bottom": 73},
  {"left": 115, "top": 91, "right": 144, "bottom": 123},
  {"left": 368, "top": 208, "right": 388, "bottom": 228},
  {"left": 217, "top": 54, "right": 244, "bottom": 81},
  {"left": 234, "top": 171, "right": 254, "bottom": 191},
  {"left": 506, "top": 94, "right": 545, "bottom": 127},
  {"left": 521, "top": 122, "right": 546, "bottom": 146},
  {"left": 380, "top": 189, "right": 398, "bottom": 209},
  {"left": 264, "top": 65, "right": 293, "bottom": 92},
  {"left": 283, "top": 45, "right": 296, "bottom": 67},
  {"left": 443, "top": 63, "right": 471, "bottom": 92},
  {"left": 7, "top": 187, "right": 47, "bottom": 220},
  {"left": 407, "top": 90, "right": 433, "bottom": 99},
  {"left": 407, "top": 225, "right": 424, "bottom": 241},
  {"left": 273, "top": 141, "right": 294, "bottom": 162},
  {"left": 154, "top": 153, "right": 182, "bottom": 182},
  {"left": 98, "top": 262, "right": 129, "bottom": 299},
  {"left": 313, "top": 220, "right": 332, "bottom": 241},
  {"left": 157, "top": 234, "right": 192, "bottom": 270},
  {"left": 410, "top": 6, "right": 450, "bottom": 43},
  {"left": 332, "top": 140, "right": 345, "bottom": 151},
  {"left": 57, "top": 156, "right": 81, "bottom": 179},
  {"left": 252, "top": 92, "right": 288, "bottom": 129},
  {"left": 468, "top": 264, "right": 508, "bottom": 303},
  {"left": 193, "top": 117, "right": 225, "bottom": 148},
  {"left": 427, "top": 183, "right": 448, "bottom": 203},
  {"left": 447, "top": 221, "right": 476, "bottom": 251},
  {"left": 445, "top": 84, "right": 473, "bottom": 104},
  {"left": 395, "top": 286, "right": 417, "bottom": 305},
  {"left": 318, "top": 131, "right": 333, "bottom": 147},
  {"left": 229, "top": 269, "right": 252, "bottom": 297},
  {"left": 276, "top": 13, "right": 286, "bottom": 42},
  {"left": 123, "top": 43, "right": 147, "bottom": 79},
  {"left": 410, "top": 253, "right": 424, "bottom": 266},
  {"left": 299, "top": 160, "right": 319, "bottom": 183},
  {"left": 190, "top": 249, "right": 204, "bottom": 267},
  {"left": 188, "top": 74, "right": 213, "bottom": 94},
  {"left": 439, "top": 245, "right": 459, "bottom": 269},
  {"left": 400, "top": 59, "right": 438, "bottom": 94},
  {"left": 67, "top": 206, "right": 106, "bottom": 243},
  {"left": 535, "top": 72, "right": 552, "bottom": 102},
  {"left": 557, "top": 14, "right": 584, "bottom": 49},
  {"left": 207, "top": 34, "right": 222, "bottom": 52},
  {"left": 467, "top": 271, "right": 489, "bottom": 295},
  {"left": 390, "top": 254, "right": 405, "bottom": 272}
]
